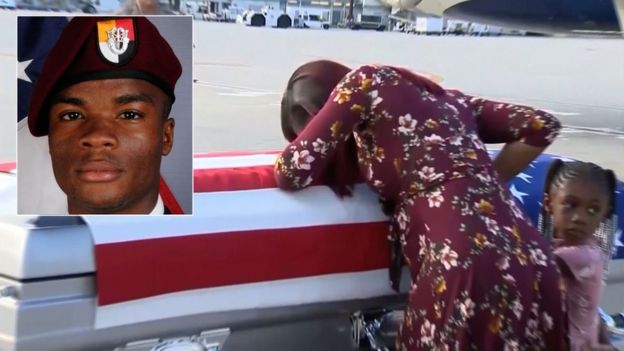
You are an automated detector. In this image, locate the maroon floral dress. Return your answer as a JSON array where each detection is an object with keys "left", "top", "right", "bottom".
[{"left": 275, "top": 65, "right": 567, "bottom": 350}]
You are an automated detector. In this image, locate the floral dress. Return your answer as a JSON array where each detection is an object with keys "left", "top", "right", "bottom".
[{"left": 275, "top": 65, "right": 567, "bottom": 350}]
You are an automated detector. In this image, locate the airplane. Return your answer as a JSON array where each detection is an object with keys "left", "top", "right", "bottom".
[
  {"left": 378, "top": 0, "right": 624, "bottom": 35},
  {"left": 1, "top": 150, "right": 623, "bottom": 351}
]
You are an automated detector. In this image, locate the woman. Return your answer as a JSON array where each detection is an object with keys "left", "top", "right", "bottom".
[{"left": 275, "top": 60, "right": 568, "bottom": 350}]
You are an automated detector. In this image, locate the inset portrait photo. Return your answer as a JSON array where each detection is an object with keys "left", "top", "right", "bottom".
[{"left": 17, "top": 16, "right": 193, "bottom": 215}]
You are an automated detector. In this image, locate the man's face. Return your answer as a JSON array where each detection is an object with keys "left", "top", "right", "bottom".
[{"left": 48, "top": 78, "right": 174, "bottom": 214}]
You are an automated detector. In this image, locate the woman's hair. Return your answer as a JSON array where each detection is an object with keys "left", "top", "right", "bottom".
[
  {"left": 281, "top": 60, "right": 358, "bottom": 196},
  {"left": 540, "top": 159, "right": 618, "bottom": 264},
  {"left": 281, "top": 60, "right": 352, "bottom": 142}
]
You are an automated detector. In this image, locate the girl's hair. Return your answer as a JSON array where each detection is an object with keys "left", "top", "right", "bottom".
[
  {"left": 544, "top": 159, "right": 617, "bottom": 216},
  {"left": 540, "top": 159, "right": 618, "bottom": 269}
]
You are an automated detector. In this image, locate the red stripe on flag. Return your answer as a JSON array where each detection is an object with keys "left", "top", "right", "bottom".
[
  {"left": 193, "top": 164, "right": 328, "bottom": 193},
  {"left": 0, "top": 162, "right": 16, "bottom": 173},
  {"left": 194, "top": 165, "right": 277, "bottom": 192},
  {"left": 95, "top": 221, "right": 390, "bottom": 305}
]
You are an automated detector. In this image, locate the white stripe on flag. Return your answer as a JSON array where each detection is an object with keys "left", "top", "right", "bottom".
[
  {"left": 85, "top": 183, "right": 387, "bottom": 244},
  {"left": 95, "top": 268, "right": 403, "bottom": 329},
  {"left": 0, "top": 173, "right": 17, "bottom": 215},
  {"left": 193, "top": 153, "right": 278, "bottom": 169}
]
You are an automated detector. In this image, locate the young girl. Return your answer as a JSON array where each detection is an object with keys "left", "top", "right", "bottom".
[{"left": 541, "top": 159, "right": 619, "bottom": 351}]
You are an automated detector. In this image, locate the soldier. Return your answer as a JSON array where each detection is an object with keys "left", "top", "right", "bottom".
[{"left": 26, "top": 17, "right": 183, "bottom": 215}]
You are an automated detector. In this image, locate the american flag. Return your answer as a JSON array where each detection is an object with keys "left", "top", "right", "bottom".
[
  {"left": 16, "top": 17, "right": 71, "bottom": 215},
  {"left": 17, "top": 17, "right": 69, "bottom": 124}
]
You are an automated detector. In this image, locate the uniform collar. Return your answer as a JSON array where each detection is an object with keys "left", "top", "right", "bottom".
[
  {"left": 150, "top": 195, "right": 165, "bottom": 215},
  {"left": 65, "top": 195, "right": 165, "bottom": 215}
]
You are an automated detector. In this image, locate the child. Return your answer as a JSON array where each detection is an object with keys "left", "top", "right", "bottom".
[{"left": 540, "top": 160, "right": 619, "bottom": 351}]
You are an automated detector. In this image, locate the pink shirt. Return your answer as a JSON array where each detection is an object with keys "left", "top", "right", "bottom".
[{"left": 554, "top": 244, "right": 605, "bottom": 350}]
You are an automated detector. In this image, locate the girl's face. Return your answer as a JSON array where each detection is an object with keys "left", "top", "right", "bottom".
[{"left": 546, "top": 178, "right": 611, "bottom": 242}]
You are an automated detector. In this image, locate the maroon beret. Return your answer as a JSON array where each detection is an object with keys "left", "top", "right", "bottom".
[{"left": 28, "top": 17, "right": 182, "bottom": 137}]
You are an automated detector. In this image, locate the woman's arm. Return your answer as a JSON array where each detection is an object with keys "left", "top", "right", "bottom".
[
  {"left": 493, "top": 142, "right": 549, "bottom": 183},
  {"left": 275, "top": 65, "right": 375, "bottom": 192},
  {"left": 469, "top": 97, "right": 562, "bottom": 182}
]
